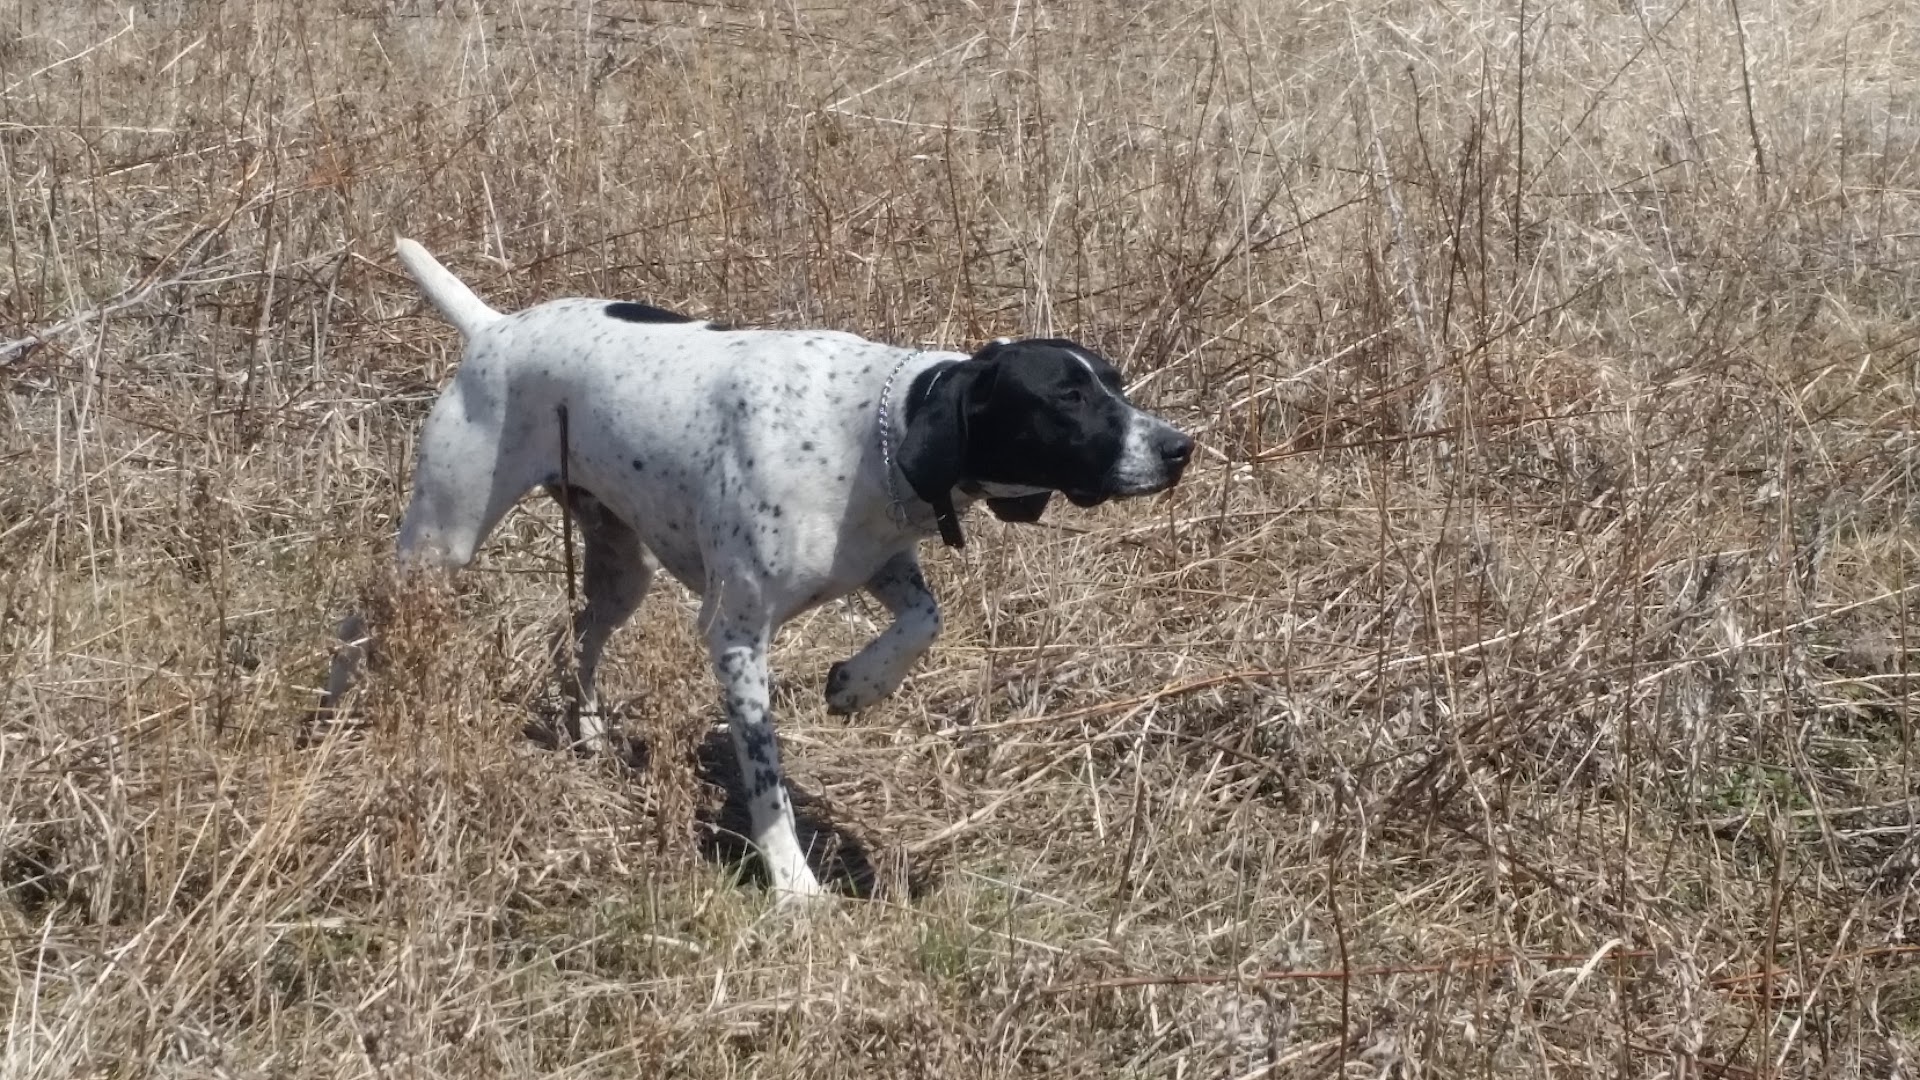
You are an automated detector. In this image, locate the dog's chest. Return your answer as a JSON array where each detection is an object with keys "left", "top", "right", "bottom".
[{"left": 635, "top": 461, "right": 909, "bottom": 612}]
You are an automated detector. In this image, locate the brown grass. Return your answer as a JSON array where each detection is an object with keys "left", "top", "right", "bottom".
[{"left": 3, "top": 0, "right": 1919, "bottom": 1075}]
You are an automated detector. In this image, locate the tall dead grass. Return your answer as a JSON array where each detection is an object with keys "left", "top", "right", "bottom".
[{"left": 2, "top": 0, "right": 1917, "bottom": 1075}]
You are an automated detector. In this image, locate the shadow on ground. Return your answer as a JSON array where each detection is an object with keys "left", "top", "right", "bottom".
[{"left": 521, "top": 706, "right": 936, "bottom": 903}]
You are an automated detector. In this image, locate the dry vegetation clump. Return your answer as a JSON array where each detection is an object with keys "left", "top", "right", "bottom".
[{"left": 2, "top": 0, "right": 1918, "bottom": 1075}]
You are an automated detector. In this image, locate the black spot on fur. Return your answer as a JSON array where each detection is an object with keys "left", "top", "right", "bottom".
[
  {"left": 738, "top": 724, "right": 775, "bottom": 755},
  {"left": 605, "top": 301, "right": 694, "bottom": 324}
]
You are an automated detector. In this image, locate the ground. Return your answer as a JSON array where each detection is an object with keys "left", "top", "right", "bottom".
[{"left": 2, "top": 0, "right": 1918, "bottom": 1076}]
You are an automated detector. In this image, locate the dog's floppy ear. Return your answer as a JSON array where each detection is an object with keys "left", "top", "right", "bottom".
[
  {"left": 898, "top": 362, "right": 984, "bottom": 548},
  {"left": 986, "top": 493, "right": 1051, "bottom": 523},
  {"left": 968, "top": 339, "right": 1048, "bottom": 524}
]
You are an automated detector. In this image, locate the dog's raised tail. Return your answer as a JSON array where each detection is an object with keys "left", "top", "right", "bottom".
[{"left": 394, "top": 237, "right": 503, "bottom": 338}]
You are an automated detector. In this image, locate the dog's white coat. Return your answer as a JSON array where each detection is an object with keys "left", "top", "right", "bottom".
[{"left": 326, "top": 238, "right": 1185, "bottom": 899}]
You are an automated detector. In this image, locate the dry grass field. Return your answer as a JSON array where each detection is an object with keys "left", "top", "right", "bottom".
[{"left": 3, "top": 0, "right": 1918, "bottom": 1075}]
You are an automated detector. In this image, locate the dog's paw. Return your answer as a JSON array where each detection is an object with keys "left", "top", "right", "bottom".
[
  {"left": 768, "top": 859, "right": 828, "bottom": 904},
  {"left": 570, "top": 701, "right": 617, "bottom": 757},
  {"left": 825, "top": 660, "right": 888, "bottom": 715}
]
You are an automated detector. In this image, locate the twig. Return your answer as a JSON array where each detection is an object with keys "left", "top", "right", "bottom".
[
  {"left": 1, "top": 263, "right": 197, "bottom": 365},
  {"left": 952, "top": 668, "right": 1296, "bottom": 737},
  {"left": 1, "top": 9, "right": 136, "bottom": 96},
  {"left": 1248, "top": 407, "right": 1607, "bottom": 464},
  {"left": 1514, "top": 0, "right": 1528, "bottom": 267},
  {"left": 1712, "top": 944, "right": 1920, "bottom": 988},
  {"left": 1727, "top": 0, "right": 1768, "bottom": 195},
  {"left": 0, "top": 169, "right": 260, "bottom": 365},
  {"left": 1635, "top": 583, "right": 1920, "bottom": 689},
  {"left": 824, "top": 33, "right": 986, "bottom": 112},
  {"left": 905, "top": 741, "right": 1088, "bottom": 854},
  {"left": 1042, "top": 949, "right": 1658, "bottom": 993}
]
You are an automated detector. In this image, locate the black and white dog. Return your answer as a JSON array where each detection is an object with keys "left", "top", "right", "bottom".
[{"left": 325, "top": 238, "right": 1193, "bottom": 897}]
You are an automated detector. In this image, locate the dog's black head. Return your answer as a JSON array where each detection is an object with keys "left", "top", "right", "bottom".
[{"left": 897, "top": 338, "right": 1194, "bottom": 547}]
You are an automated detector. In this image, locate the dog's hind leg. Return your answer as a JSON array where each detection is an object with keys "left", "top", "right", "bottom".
[
  {"left": 701, "top": 581, "right": 824, "bottom": 899},
  {"left": 824, "top": 552, "right": 941, "bottom": 715},
  {"left": 550, "top": 488, "right": 657, "bottom": 751},
  {"left": 322, "top": 381, "right": 541, "bottom": 712}
]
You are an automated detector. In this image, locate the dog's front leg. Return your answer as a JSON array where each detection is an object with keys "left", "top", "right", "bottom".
[
  {"left": 703, "top": 596, "right": 824, "bottom": 899},
  {"left": 825, "top": 552, "right": 942, "bottom": 715},
  {"left": 322, "top": 612, "right": 372, "bottom": 712},
  {"left": 320, "top": 379, "right": 533, "bottom": 716}
]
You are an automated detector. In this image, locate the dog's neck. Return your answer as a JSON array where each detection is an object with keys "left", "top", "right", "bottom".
[
  {"left": 878, "top": 355, "right": 968, "bottom": 546},
  {"left": 902, "top": 358, "right": 967, "bottom": 547}
]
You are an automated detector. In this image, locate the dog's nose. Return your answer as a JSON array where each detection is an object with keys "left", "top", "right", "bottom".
[{"left": 1160, "top": 431, "right": 1194, "bottom": 471}]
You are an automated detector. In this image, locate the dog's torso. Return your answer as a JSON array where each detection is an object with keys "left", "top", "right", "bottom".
[{"left": 430, "top": 298, "right": 960, "bottom": 621}]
